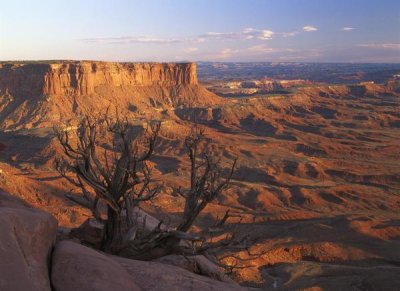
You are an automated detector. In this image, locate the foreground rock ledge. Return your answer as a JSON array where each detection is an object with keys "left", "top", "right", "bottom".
[
  {"left": 52, "top": 240, "right": 245, "bottom": 291},
  {"left": 0, "top": 191, "right": 57, "bottom": 291},
  {"left": 51, "top": 241, "right": 141, "bottom": 291},
  {"left": 0, "top": 191, "right": 244, "bottom": 291}
]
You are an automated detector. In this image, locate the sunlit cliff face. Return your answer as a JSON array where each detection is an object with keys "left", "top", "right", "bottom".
[{"left": 0, "top": 62, "right": 198, "bottom": 97}]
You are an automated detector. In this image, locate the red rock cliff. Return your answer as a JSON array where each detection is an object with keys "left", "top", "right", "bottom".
[{"left": 0, "top": 61, "right": 198, "bottom": 97}]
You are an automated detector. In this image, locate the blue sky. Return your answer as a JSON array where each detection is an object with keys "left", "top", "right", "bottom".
[{"left": 0, "top": 0, "right": 399, "bottom": 62}]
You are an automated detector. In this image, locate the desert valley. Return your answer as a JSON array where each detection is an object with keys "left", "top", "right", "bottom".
[
  {"left": 0, "top": 60, "right": 399, "bottom": 290},
  {"left": 1, "top": 1, "right": 400, "bottom": 290}
]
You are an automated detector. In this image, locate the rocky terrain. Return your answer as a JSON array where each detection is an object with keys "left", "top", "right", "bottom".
[
  {"left": 0, "top": 190, "right": 243, "bottom": 291},
  {"left": 0, "top": 61, "right": 399, "bottom": 290},
  {"left": 203, "top": 78, "right": 311, "bottom": 98},
  {"left": 0, "top": 61, "right": 218, "bottom": 130}
]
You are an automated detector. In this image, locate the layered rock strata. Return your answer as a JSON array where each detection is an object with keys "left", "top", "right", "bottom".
[{"left": 0, "top": 62, "right": 198, "bottom": 97}]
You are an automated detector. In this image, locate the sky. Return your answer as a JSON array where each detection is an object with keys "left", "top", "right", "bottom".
[{"left": 0, "top": 0, "right": 399, "bottom": 62}]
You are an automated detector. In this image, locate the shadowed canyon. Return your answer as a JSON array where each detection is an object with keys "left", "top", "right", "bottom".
[{"left": 0, "top": 61, "right": 399, "bottom": 290}]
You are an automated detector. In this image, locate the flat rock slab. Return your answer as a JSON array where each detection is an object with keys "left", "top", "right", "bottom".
[
  {"left": 52, "top": 240, "right": 245, "bottom": 291},
  {"left": 114, "top": 255, "right": 246, "bottom": 291},
  {"left": 51, "top": 241, "right": 141, "bottom": 291},
  {"left": 0, "top": 191, "right": 57, "bottom": 291}
]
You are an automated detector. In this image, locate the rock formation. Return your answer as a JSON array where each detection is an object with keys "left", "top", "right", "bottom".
[
  {"left": 0, "top": 190, "right": 244, "bottom": 290},
  {"left": 0, "top": 62, "right": 197, "bottom": 96},
  {"left": 53, "top": 241, "right": 244, "bottom": 291},
  {"left": 51, "top": 241, "right": 142, "bottom": 291},
  {"left": 1, "top": 61, "right": 399, "bottom": 289},
  {"left": 0, "top": 61, "right": 220, "bottom": 130},
  {"left": 0, "top": 191, "right": 57, "bottom": 291}
]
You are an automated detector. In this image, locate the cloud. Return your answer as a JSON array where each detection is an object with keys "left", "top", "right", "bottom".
[
  {"left": 81, "top": 28, "right": 276, "bottom": 45},
  {"left": 258, "top": 30, "right": 275, "bottom": 40},
  {"left": 248, "top": 44, "right": 295, "bottom": 53},
  {"left": 212, "top": 48, "right": 241, "bottom": 59},
  {"left": 358, "top": 43, "right": 400, "bottom": 49},
  {"left": 206, "top": 45, "right": 299, "bottom": 60},
  {"left": 341, "top": 27, "right": 354, "bottom": 31},
  {"left": 80, "top": 36, "right": 186, "bottom": 44},
  {"left": 200, "top": 28, "right": 274, "bottom": 41},
  {"left": 282, "top": 31, "right": 299, "bottom": 37},
  {"left": 303, "top": 25, "right": 318, "bottom": 32},
  {"left": 80, "top": 25, "right": 325, "bottom": 47},
  {"left": 220, "top": 48, "right": 236, "bottom": 55},
  {"left": 183, "top": 47, "right": 199, "bottom": 53},
  {"left": 248, "top": 45, "right": 277, "bottom": 53},
  {"left": 243, "top": 27, "right": 255, "bottom": 34}
]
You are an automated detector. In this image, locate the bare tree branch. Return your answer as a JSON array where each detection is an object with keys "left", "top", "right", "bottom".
[{"left": 54, "top": 114, "right": 161, "bottom": 252}]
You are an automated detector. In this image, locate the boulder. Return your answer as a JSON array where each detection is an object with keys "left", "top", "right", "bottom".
[
  {"left": 70, "top": 218, "right": 103, "bottom": 247},
  {"left": 155, "top": 254, "right": 238, "bottom": 285},
  {"left": 130, "top": 207, "right": 168, "bottom": 233},
  {"left": 114, "top": 256, "right": 246, "bottom": 291},
  {"left": 0, "top": 191, "right": 57, "bottom": 291},
  {"left": 51, "top": 240, "right": 244, "bottom": 291},
  {"left": 51, "top": 241, "right": 141, "bottom": 291}
]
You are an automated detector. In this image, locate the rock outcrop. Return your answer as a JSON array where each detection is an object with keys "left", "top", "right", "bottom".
[
  {"left": 114, "top": 254, "right": 245, "bottom": 291},
  {"left": 69, "top": 209, "right": 236, "bottom": 285},
  {"left": 0, "top": 61, "right": 220, "bottom": 129},
  {"left": 0, "top": 191, "right": 57, "bottom": 291},
  {"left": 52, "top": 241, "right": 244, "bottom": 291},
  {"left": 0, "top": 191, "right": 244, "bottom": 290},
  {"left": 51, "top": 241, "right": 141, "bottom": 291},
  {"left": 0, "top": 62, "right": 197, "bottom": 97},
  {"left": 155, "top": 254, "right": 237, "bottom": 284}
]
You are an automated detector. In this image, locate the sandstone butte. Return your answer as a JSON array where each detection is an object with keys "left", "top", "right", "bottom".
[
  {"left": 0, "top": 61, "right": 198, "bottom": 95},
  {"left": 0, "top": 61, "right": 220, "bottom": 130}
]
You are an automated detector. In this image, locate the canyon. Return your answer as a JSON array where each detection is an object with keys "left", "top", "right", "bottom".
[
  {"left": 0, "top": 61, "right": 217, "bottom": 130},
  {"left": 0, "top": 61, "right": 400, "bottom": 290}
]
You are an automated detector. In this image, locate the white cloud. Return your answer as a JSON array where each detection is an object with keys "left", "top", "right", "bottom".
[
  {"left": 248, "top": 45, "right": 276, "bottom": 53},
  {"left": 183, "top": 47, "right": 199, "bottom": 53},
  {"left": 206, "top": 45, "right": 299, "bottom": 60},
  {"left": 282, "top": 31, "right": 299, "bottom": 37},
  {"left": 243, "top": 27, "right": 255, "bottom": 33},
  {"left": 221, "top": 48, "right": 234, "bottom": 54},
  {"left": 358, "top": 43, "right": 400, "bottom": 49},
  {"left": 258, "top": 30, "right": 275, "bottom": 40},
  {"left": 248, "top": 44, "right": 295, "bottom": 53},
  {"left": 204, "top": 32, "right": 224, "bottom": 37},
  {"left": 200, "top": 28, "right": 274, "bottom": 41},
  {"left": 341, "top": 27, "right": 354, "bottom": 31},
  {"left": 303, "top": 25, "right": 318, "bottom": 32},
  {"left": 81, "top": 25, "right": 326, "bottom": 47},
  {"left": 80, "top": 36, "right": 185, "bottom": 44},
  {"left": 213, "top": 48, "right": 240, "bottom": 59}
]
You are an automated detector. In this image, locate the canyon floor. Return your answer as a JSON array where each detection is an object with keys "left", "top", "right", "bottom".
[{"left": 0, "top": 70, "right": 399, "bottom": 289}]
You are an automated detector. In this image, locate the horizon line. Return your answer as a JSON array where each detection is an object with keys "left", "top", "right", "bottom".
[{"left": 1, "top": 59, "right": 400, "bottom": 65}]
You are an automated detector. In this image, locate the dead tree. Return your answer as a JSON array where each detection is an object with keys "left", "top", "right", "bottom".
[
  {"left": 56, "top": 116, "right": 253, "bottom": 267},
  {"left": 54, "top": 115, "right": 161, "bottom": 252},
  {"left": 118, "top": 126, "right": 247, "bottom": 263},
  {"left": 177, "top": 126, "right": 236, "bottom": 232}
]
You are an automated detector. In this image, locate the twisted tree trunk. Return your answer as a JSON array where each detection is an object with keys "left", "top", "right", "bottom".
[{"left": 101, "top": 206, "right": 123, "bottom": 253}]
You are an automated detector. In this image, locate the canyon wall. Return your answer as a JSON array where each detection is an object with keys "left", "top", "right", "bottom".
[
  {"left": 0, "top": 61, "right": 221, "bottom": 130},
  {"left": 0, "top": 61, "right": 198, "bottom": 97}
]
